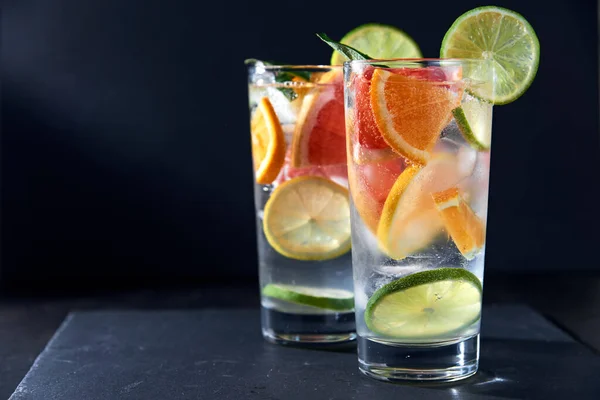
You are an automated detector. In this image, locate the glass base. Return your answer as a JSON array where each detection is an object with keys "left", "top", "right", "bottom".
[
  {"left": 261, "top": 306, "right": 356, "bottom": 346},
  {"left": 263, "top": 328, "right": 357, "bottom": 346},
  {"left": 358, "top": 334, "right": 479, "bottom": 382}
]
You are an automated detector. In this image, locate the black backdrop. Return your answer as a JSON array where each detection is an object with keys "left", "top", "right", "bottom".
[{"left": 2, "top": 0, "right": 599, "bottom": 292}]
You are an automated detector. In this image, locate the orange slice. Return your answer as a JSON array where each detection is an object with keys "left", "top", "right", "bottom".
[
  {"left": 370, "top": 69, "right": 459, "bottom": 164},
  {"left": 432, "top": 188, "right": 485, "bottom": 260},
  {"left": 377, "top": 155, "right": 467, "bottom": 259},
  {"left": 291, "top": 69, "right": 346, "bottom": 167},
  {"left": 251, "top": 97, "right": 286, "bottom": 184}
]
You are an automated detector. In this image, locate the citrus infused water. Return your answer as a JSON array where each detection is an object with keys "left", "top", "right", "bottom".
[
  {"left": 246, "top": 62, "right": 355, "bottom": 345},
  {"left": 344, "top": 58, "right": 493, "bottom": 380}
]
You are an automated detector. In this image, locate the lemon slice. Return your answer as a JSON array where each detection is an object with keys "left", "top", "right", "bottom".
[
  {"left": 377, "top": 155, "right": 467, "bottom": 260},
  {"left": 263, "top": 176, "right": 351, "bottom": 260},
  {"left": 251, "top": 97, "right": 286, "bottom": 184},
  {"left": 365, "top": 268, "right": 482, "bottom": 339}
]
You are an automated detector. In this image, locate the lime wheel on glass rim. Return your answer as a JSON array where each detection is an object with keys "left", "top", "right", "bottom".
[{"left": 440, "top": 6, "right": 540, "bottom": 105}]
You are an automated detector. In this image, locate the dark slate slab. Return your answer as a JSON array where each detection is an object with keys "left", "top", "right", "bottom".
[{"left": 9, "top": 305, "right": 600, "bottom": 400}]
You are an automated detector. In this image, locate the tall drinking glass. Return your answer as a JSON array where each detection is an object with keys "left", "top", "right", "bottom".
[
  {"left": 246, "top": 62, "right": 355, "bottom": 346},
  {"left": 344, "top": 59, "right": 493, "bottom": 381}
]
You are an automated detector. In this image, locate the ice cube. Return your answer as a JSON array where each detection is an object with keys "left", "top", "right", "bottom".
[
  {"left": 437, "top": 120, "right": 467, "bottom": 152},
  {"left": 457, "top": 145, "right": 477, "bottom": 178},
  {"left": 265, "top": 87, "right": 300, "bottom": 124},
  {"left": 459, "top": 151, "right": 490, "bottom": 220},
  {"left": 248, "top": 86, "right": 302, "bottom": 125},
  {"left": 281, "top": 124, "right": 295, "bottom": 145},
  {"left": 248, "top": 86, "right": 268, "bottom": 109},
  {"left": 329, "top": 174, "right": 349, "bottom": 189},
  {"left": 249, "top": 61, "right": 276, "bottom": 85},
  {"left": 374, "top": 264, "right": 427, "bottom": 277}
]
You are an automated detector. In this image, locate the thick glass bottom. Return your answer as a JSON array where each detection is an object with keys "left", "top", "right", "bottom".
[
  {"left": 263, "top": 329, "right": 357, "bottom": 345},
  {"left": 358, "top": 334, "right": 479, "bottom": 382},
  {"left": 261, "top": 306, "right": 356, "bottom": 346}
]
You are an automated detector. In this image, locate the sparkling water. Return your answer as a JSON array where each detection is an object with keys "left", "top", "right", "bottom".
[
  {"left": 247, "top": 64, "right": 355, "bottom": 345},
  {"left": 345, "top": 59, "right": 493, "bottom": 381}
]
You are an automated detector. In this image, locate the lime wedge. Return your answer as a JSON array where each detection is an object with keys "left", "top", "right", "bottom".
[
  {"left": 262, "top": 284, "right": 354, "bottom": 311},
  {"left": 331, "top": 24, "right": 422, "bottom": 65},
  {"left": 365, "top": 268, "right": 482, "bottom": 339},
  {"left": 452, "top": 95, "right": 493, "bottom": 150},
  {"left": 440, "top": 6, "right": 540, "bottom": 105}
]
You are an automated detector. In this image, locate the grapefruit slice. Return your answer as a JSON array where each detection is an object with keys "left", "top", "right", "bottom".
[
  {"left": 370, "top": 69, "right": 461, "bottom": 164},
  {"left": 347, "top": 156, "right": 406, "bottom": 233},
  {"left": 291, "top": 69, "right": 346, "bottom": 167},
  {"left": 275, "top": 149, "right": 348, "bottom": 188},
  {"left": 351, "top": 65, "right": 462, "bottom": 154},
  {"left": 250, "top": 97, "right": 286, "bottom": 184},
  {"left": 432, "top": 188, "right": 485, "bottom": 260},
  {"left": 377, "top": 155, "right": 467, "bottom": 259},
  {"left": 353, "top": 68, "right": 389, "bottom": 150},
  {"left": 346, "top": 100, "right": 396, "bottom": 165}
]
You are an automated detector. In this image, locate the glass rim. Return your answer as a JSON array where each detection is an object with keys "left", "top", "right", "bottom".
[
  {"left": 245, "top": 61, "right": 342, "bottom": 71},
  {"left": 265, "top": 64, "right": 342, "bottom": 71},
  {"left": 345, "top": 57, "right": 487, "bottom": 66}
]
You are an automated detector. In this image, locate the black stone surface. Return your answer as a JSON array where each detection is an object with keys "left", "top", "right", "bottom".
[{"left": 9, "top": 305, "right": 600, "bottom": 400}]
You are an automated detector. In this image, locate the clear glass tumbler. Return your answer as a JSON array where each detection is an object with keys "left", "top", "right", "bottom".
[
  {"left": 246, "top": 61, "right": 355, "bottom": 346},
  {"left": 344, "top": 58, "right": 493, "bottom": 381}
]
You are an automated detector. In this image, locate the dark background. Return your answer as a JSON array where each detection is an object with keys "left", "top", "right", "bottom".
[{"left": 2, "top": 0, "right": 599, "bottom": 294}]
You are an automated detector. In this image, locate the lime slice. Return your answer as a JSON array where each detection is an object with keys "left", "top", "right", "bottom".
[
  {"left": 263, "top": 284, "right": 354, "bottom": 311},
  {"left": 330, "top": 24, "right": 422, "bottom": 65},
  {"left": 452, "top": 95, "right": 493, "bottom": 150},
  {"left": 440, "top": 6, "right": 540, "bottom": 105},
  {"left": 365, "top": 268, "right": 482, "bottom": 339}
]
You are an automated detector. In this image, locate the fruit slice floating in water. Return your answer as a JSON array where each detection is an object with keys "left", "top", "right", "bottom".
[
  {"left": 330, "top": 24, "right": 422, "bottom": 66},
  {"left": 275, "top": 149, "right": 348, "bottom": 188},
  {"left": 291, "top": 69, "right": 346, "bottom": 167},
  {"left": 453, "top": 94, "right": 493, "bottom": 150},
  {"left": 346, "top": 106, "right": 397, "bottom": 164},
  {"left": 353, "top": 68, "right": 390, "bottom": 150},
  {"left": 351, "top": 65, "right": 462, "bottom": 154},
  {"left": 262, "top": 284, "right": 354, "bottom": 311},
  {"left": 351, "top": 146, "right": 400, "bottom": 165},
  {"left": 432, "top": 187, "right": 485, "bottom": 260},
  {"left": 391, "top": 65, "right": 463, "bottom": 83},
  {"left": 440, "top": 6, "right": 540, "bottom": 104},
  {"left": 377, "top": 154, "right": 468, "bottom": 260},
  {"left": 263, "top": 176, "right": 351, "bottom": 260},
  {"left": 365, "top": 268, "right": 482, "bottom": 339},
  {"left": 370, "top": 69, "right": 461, "bottom": 164},
  {"left": 250, "top": 97, "right": 286, "bottom": 184},
  {"left": 347, "top": 156, "right": 406, "bottom": 233}
]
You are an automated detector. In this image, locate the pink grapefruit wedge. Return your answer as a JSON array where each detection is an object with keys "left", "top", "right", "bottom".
[{"left": 291, "top": 69, "right": 346, "bottom": 167}]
